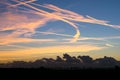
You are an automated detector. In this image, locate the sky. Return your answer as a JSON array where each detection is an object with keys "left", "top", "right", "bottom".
[{"left": 0, "top": 0, "right": 120, "bottom": 63}]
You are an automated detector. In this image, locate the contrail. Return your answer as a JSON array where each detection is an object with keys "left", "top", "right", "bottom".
[
  {"left": 35, "top": 31, "right": 73, "bottom": 37},
  {"left": 30, "top": 2, "right": 80, "bottom": 42},
  {"left": 8, "top": 0, "right": 120, "bottom": 43},
  {"left": 9, "top": 0, "right": 36, "bottom": 7},
  {"left": 10, "top": 0, "right": 80, "bottom": 42}
]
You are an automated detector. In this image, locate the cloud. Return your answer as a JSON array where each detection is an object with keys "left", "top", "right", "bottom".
[
  {"left": 0, "top": 11, "right": 51, "bottom": 32},
  {"left": 7, "top": 0, "right": 80, "bottom": 42},
  {"left": 105, "top": 43, "right": 114, "bottom": 47},
  {"left": 104, "top": 36, "right": 120, "bottom": 40},
  {"left": 36, "top": 31, "right": 73, "bottom": 37},
  {"left": 0, "top": 0, "right": 120, "bottom": 47},
  {"left": 41, "top": 4, "right": 120, "bottom": 29},
  {"left": 0, "top": 11, "right": 54, "bottom": 45},
  {"left": 15, "top": 45, "right": 105, "bottom": 53},
  {"left": 0, "top": 44, "right": 104, "bottom": 62},
  {"left": 0, "top": 37, "right": 56, "bottom": 45},
  {"left": 28, "top": 2, "right": 120, "bottom": 41},
  {"left": 0, "top": 0, "right": 119, "bottom": 63},
  {"left": 1, "top": 0, "right": 120, "bottom": 44},
  {"left": 63, "top": 35, "right": 120, "bottom": 41}
]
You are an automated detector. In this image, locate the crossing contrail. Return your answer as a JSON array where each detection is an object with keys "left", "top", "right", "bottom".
[
  {"left": 35, "top": 31, "right": 73, "bottom": 37},
  {"left": 5, "top": 0, "right": 120, "bottom": 43},
  {"left": 9, "top": 0, "right": 80, "bottom": 42}
]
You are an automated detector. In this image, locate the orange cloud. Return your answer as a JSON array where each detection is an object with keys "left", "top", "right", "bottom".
[
  {"left": 0, "top": 37, "right": 56, "bottom": 45},
  {"left": 0, "top": 44, "right": 104, "bottom": 62},
  {"left": 0, "top": 11, "right": 54, "bottom": 45},
  {"left": 0, "top": 11, "right": 50, "bottom": 31}
]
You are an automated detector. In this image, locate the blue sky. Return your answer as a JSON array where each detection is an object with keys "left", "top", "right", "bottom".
[{"left": 0, "top": 0, "right": 120, "bottom": 63}]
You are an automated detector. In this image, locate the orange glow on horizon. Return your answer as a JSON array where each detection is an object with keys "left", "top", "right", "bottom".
[{"left": 0, "top": 45, "right": 104, "bottom": 63}]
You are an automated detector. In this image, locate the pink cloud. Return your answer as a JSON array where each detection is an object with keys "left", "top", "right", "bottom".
[{"left": 0, "top": 0, "right": 120, "bottom": 45}]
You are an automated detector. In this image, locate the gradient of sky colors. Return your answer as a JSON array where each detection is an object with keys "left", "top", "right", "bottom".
[{"left": 0, "top": 0, "right": 120, "bottom": 63}]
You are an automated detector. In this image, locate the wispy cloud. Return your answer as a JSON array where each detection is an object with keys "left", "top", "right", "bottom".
[
  {"left": 41, "top": 4, "right": 120, "bottom": 28},
  {"left": 7, "top": 0, "right": 81, "bottom": 42},
  {"left": 0, "top": 37, "right": 56, "bottom": 45},
  {"left": 36, "top": 31, "right": 73, "bottom": 37},
  {"left": 0, "top": 11, "right": 51, "bottom": 31},
  {"left": 0, "top": 44, "right": 105, "bottom": 62},
  {"left": 105, "top": 43, "right": 114, "bottom": 47},
  {"left": 22, "top": 1, "right": 120, "bottom": 41},
  {"left": 16, "top": 45, "right": 105, "bottom": 53},
  {"left": 0, "top": 0, "right": 120, "bottom": 47},
  {"left": 0, "top": 11, "right": 53, "bottom": 45}
]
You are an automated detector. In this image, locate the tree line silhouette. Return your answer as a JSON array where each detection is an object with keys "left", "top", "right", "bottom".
[{"left": 0, "top": 53, "right": 120, "bottom": 69}]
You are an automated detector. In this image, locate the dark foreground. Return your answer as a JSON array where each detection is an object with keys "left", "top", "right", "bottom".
[{"left": 0, "top": 68, "right": 120, "bottom": 80}]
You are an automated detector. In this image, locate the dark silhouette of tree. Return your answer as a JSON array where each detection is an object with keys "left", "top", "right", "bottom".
[
  {"left": 56, "top": 56, "right": 64, "bottom": 62},
  {"left": 42, "top": 58, "right": 55, "bottom": 63},
  {"left": 95, "top": 56, "right": 118, "bottom": 65},
  {"left": 0, "top": 53, "right": 120, "bottom": 68},
  {"left": 63, "top": 53, "right": 72, "bottom": 62},
  {"left": 63, "top": 53, "right": 80, "bottom": 63},
  {"left": 78, "top": 56, "right": 93, "bottom": 63},
  {"left": 32, "top": 59, "right": 44, "bottom": 68}
]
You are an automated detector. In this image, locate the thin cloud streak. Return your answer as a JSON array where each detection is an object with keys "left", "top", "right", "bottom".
[
  {"left": 39, "top": 4, "right": 120, "bottom": 29},
  {"left": 36, "top": 31, "right": 73, "bottom": 37},
  {"left": 0, "top": 44, "right": 105, "bottom": 62},
  {"left": 26, "top": 2, "right": 120, "bottom": 41},
  {"left": 9, "top": 0, "right": 80, "bottom": 42},
  {"left": 0, "top": 37, "right": 56, "bottom": 45},
  {"left": 0, "top": 11, "right": 53, "bottom": 45},
  {"left": 63, "top": 35, "right": 120, "bottom": 41},
  {"left": 105, "top": 43, "right": 114, "bottom": 47},
  {"left": 0, "top": 0, "right": 120, "bottom": 45}
]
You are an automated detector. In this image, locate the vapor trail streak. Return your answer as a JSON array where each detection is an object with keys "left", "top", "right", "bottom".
[
  {"left": 10, "top": 0, "right": 36, "bottom": 7},
  {"left": 10, "top": 0, "right": 80, "bottom": 42},
  {"left": 36, "top": 31, "right": 73, "bottom": 37}
]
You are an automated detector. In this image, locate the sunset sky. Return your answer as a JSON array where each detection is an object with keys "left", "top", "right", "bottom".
[{"left": 0, "top": 0, "right": 120, "bottom": 63}]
